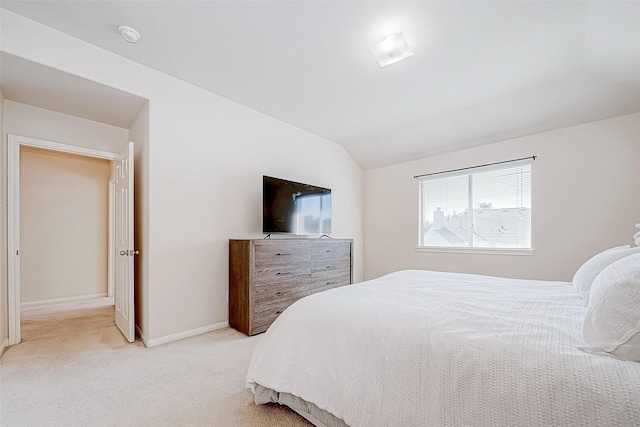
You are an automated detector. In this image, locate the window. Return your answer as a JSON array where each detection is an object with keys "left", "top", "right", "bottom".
[{"left": 418, "top": 160, "right": 532, "bottom": 251}]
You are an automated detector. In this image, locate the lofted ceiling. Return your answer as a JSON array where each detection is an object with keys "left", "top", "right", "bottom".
[{"left": 1, "top": 1, "right": 640, "bottom": 170}]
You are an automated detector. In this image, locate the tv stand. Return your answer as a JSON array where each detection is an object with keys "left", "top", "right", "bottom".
[{"left": 229, "top": 238, "right": 353, "bottom": 335}]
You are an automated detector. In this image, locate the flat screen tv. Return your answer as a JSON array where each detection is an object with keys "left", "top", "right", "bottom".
[{"left": 263, "top": 175, "right": 332, "bottom": 236}]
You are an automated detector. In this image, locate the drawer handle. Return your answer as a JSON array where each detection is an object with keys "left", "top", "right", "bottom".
[
  {"left": 275, "top": 272, "right": 290, "bottom": 275},
  {"left": 276, "top": 253, "right": 291, "bottom": 256},
  {"left": 326, "top": 281, "right": 337, "bottom": 285},
  {"left": 276, "top": 311, "right": 283, "bottom": 315},
  {"left": 275, "top": 291, "right": 289, "bottom": 295}
]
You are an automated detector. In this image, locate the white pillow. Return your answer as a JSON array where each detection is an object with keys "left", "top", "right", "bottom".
[
  {"left": 572, "top": 245, "right": 640, "bottom": 304},
  {"left": 581, "top": 253, "right": 640, "bottom": 362}
]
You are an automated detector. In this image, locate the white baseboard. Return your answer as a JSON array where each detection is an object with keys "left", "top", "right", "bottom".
[
  {"left": 21, "top": 294, "right": 114, "bottom": 315},
  {"left": 145, "top": 321, "right": 230, "bottom": 348},
  {"left": 0, "top": 338, "right": 8, "bottom": 358}
]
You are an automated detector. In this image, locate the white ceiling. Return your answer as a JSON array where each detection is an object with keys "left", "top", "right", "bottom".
[{"left": 1, "top": 1, "right": 640, "bottom": 170}]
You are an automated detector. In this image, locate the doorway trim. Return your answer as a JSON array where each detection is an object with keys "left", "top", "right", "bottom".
[{"left": 7, "top": 134, "right": 118, "bottom": 346}]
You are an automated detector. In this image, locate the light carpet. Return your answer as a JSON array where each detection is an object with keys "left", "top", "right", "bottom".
[{"left": 0, "top": 306, "right": 311, "bottom": 427}]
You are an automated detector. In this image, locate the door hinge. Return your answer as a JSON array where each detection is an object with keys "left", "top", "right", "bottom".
[{"left": 16, "top": 250, "right": 19, "bottom": 255}]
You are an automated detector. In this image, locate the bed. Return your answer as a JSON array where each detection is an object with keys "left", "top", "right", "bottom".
[{"left": 246, "top": 263, "right": 640, "bottom": 426}]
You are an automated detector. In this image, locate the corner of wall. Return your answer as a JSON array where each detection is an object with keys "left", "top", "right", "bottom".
[
  {"left": 1, "top": 89, "right": 8, "bottom": 350},
  {"left": 129, "top": 101, "right": 150, "bottom": 342}
]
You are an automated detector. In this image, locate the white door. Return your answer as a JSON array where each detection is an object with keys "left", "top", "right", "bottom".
[{"left": 114, "top": 142, "right": 135, "bottom": 342}]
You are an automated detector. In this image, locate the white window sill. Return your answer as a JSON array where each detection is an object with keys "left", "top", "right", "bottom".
[{"left": 416, "top": 246, "right": 535, "bottom": 256}]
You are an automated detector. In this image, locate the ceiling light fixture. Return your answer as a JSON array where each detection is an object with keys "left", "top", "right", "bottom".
[
  {"left": 369, "top": 32, "right": 414, "bottom": 68},
  {"left": 118, "top": 25, "right": 140, "bottom": 44}
]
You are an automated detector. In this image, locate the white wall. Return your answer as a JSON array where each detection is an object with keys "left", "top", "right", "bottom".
[
  {"left": 1, "top": 10, "right": 364, "bottom": 344},
  {"left": 0, "top": 89, "right": 7, "bottom": 354},
  {"left": 129, "top": 102, "right": 149, "bottom": 338},
  {"left": 4, "top": 101, "right": 129, "bottom": 152},
  {"left": 364, "top": 113, "right": 640, "bottom": 282},
  {"left": 142, "top": 62, "right": 364, "bottom": 343}
]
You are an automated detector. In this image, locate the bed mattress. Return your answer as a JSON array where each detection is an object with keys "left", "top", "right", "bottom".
[{"left": 246, "top": 270, "right": 640, "bottom": 426}]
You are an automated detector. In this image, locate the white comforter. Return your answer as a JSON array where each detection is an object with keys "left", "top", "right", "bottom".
[{"left": 246, "top": 270, "right": 640, "bottom": 426}]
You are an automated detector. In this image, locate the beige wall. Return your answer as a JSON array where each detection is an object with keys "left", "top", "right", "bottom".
[
  {"left": 2, "top": 10, "right": 364, "bottom": 344},
  {"left": 20, "top": 146, "right": 110, "bottom": 302},
  {"left": 0, "top": 89, "right": 7, "bottom": 351},
  {"left": 364, "top": 113, "right": 640, "bottom": 282}
]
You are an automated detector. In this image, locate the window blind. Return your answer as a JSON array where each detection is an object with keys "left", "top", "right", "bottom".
[{"left": 418, "top": 160, "right": 532, "bottom": 249}]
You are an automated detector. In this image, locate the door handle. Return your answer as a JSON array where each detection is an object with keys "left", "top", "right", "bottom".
[{"left": 120, "top": 250, "right": 140, "bottom": 256}]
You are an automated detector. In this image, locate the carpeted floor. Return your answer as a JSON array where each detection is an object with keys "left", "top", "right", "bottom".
[{"left": 0, "top": 306, "right": 311, "bottom": 427}]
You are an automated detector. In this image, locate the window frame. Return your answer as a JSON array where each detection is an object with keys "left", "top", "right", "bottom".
[{"left": 417, "top": 159, "right": 534, "bottom": 255}]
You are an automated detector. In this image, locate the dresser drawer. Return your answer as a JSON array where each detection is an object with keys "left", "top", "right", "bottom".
[
  {"left": 312, "top": 281, "right": 349, "bottom": 294},
  {"left": 252, "top": 278, "right": 310, "bottom": 305},
  {"left": 312, "top": 256, "right": 351, "bottom": 273},
  {"left": 311, "top": 268, "right": 351, "bottom": 293},
  {"left": 253, "top": 264, "right": 311, "bottom": 285},
  {"left": 252, "top": 298, "right": 302, "bottom": 332},
  {"left": 254, "top": 242, "right": 311, "bottom": 266},
  {"left": 313, "top": 241, "right": 352, "bottom": 260}
]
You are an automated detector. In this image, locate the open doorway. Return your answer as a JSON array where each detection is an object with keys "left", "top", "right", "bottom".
[
  {"left": 7, "top": 134, "right": 135, "bottom": 346},
  {"left": 20, "top": 146, "right": 112, "bottom": 315}
]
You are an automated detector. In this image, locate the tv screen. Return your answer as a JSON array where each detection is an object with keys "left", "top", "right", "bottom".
[{"left": 263, "top": 176, "right": 332, "bottom": 235}]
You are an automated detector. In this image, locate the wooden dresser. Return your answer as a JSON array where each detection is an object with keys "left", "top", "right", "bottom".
[{"left": 229, "top": 238, "right": 353, "bottom": 335}]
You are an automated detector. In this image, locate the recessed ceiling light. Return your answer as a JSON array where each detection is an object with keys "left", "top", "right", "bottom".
[
  {"left": 369, "top": 32, "right": 414, "bottom": 68},
  {"left": 118, "top": 25, "right": 140, "bottom": 44}
]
